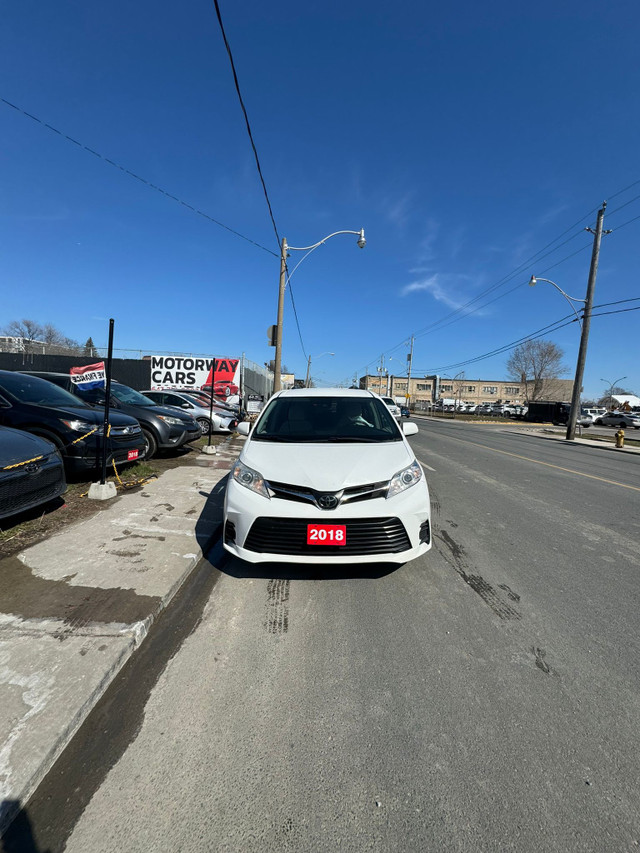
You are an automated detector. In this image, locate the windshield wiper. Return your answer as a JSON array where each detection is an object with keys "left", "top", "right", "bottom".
[
  {"left": 322, "top": 436, "right": 384, "bottom": 443},
  {"left": 253, "top": 435, "right": 299, "bottom": 442}
]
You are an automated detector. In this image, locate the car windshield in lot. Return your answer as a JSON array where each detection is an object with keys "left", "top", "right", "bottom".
[
  {"left": 0, "top": 372, "right": 90, "bottom": 408},
  {"left": 110, "top": 384, "right": 158, "bottom": 407},
  {"left": 252, "top": 395, "right": 402, "bottom": 443}
]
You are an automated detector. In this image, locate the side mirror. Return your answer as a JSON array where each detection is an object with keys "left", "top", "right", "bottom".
[
  {"left": 402, "top": 421, "right": 418, "bottom": 436},
  {"left": 236, "top": 421, "right": 251, "bottom": 436},
  {"left": 181, "top": 403, "right": 191, "bottom": 408}
]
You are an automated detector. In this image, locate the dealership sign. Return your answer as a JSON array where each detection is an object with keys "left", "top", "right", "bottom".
[
  {"left": 70, "top": 361, "right": 106, "bottom": 389},
  {"left": 150, "top": 356, "right": 240, "bottom": 402}
]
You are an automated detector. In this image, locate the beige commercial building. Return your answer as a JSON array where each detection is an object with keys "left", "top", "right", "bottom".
[{"left": 359, "top": 374, "right": 574, "bottom": 408}]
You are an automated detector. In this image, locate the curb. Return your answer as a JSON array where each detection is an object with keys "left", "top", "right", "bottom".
[{"left": 0, "top": 451, "right": 236, "bottom": 835}]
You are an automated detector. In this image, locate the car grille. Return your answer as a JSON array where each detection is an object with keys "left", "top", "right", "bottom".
[
  {"left": 110, "top": 425, "right": 142, "bottom": 443},
  {"left": 0, "top": 460, "right": 65, "bottom": 518},
  {"left": 244, "top": 516, "right": 411, "bottom": 556},
  {"left": 266, "top": 479, "right": 389, "bottom": 509}
]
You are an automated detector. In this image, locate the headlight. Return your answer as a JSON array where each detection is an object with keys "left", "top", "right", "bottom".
[
  {"left": 61, "top": 419, "right": 103, "bottom": 435},
  {"left": 231, "top": 460, "right": 270, "bottom": 499},
  {"left": 387, "top": 460, "right": 423, "bottom": 498},
  {"left": 157, "top": 415, "right": 184, "bottom": 426}
]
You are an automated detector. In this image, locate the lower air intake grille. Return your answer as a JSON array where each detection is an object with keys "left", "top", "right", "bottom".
[{"left": 244, "top": 517, "right": 411, "bottom": 556}]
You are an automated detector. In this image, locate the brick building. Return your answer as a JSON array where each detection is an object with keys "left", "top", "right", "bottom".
[{"left": 359, "top": 374, "right": 574, "bottom": 408}]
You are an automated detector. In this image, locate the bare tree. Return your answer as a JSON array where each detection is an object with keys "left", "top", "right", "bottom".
[
  {"left": 506, "top": 340, "right": 567, "bottom": 402},
  {"left": 3, "top": 319, "right": 45, "bottom": 353},
  {"left": 2, "top": 319, "right": 81, "bottom": 355}
]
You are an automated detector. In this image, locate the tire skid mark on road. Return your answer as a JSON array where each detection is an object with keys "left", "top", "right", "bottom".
[
  {"left": 532, "top": 646, "right": 553, "bottom": 675},
  {"left": 265, "top": 578, "right": 290, "bottom": 634},
  {"left": 435, "top": 529, "right": 522, "bottom": 621}
]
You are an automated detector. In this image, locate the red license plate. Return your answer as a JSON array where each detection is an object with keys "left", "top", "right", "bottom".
[
  {"left": 127, "top": 450, "right": 139, "bottom": 460},
  {"left": 306, "top": 524, "right": 346, "bottom": 546}
]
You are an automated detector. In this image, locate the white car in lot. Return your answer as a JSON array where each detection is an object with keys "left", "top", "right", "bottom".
[
  {"left": 223, "top": 388, "right": 432, "bottom": 565},
  {"left": 594, "top": 411, "right": 640, "bottom": 429}
]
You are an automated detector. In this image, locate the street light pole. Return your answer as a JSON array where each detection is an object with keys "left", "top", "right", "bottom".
[
  {"left": 528, "top": 276, "right": 586, "bottom": 329},
  {"left": 273, "top": 229, "right": 365, "bottom": 393},
  {"left": 273, "top": 237, "right": 288, "bottom": 393},
  {"left": 601, "top": 375, "right": 627, "bottom": 410},
  {"left": 305, "top": 351, "right": 334, "bottom": 387},
  {"left": 566, "top": 202, "right": 610, "bottom": 441}
]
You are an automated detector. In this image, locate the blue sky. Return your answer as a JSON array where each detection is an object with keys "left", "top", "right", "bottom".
[{"left": 1, "top": 0, "right": 639, "bottom": 400}]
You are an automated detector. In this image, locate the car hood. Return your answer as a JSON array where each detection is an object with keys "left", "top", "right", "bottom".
[
  {"left": 241, "top": 439, "right": 415, "bottom": 490},
  {"left": 116, "top": 403, "right": 194, "bottom": 424},
  {"left": 0, "top": 425, "right": 57, "bottom": 466},
  {"left": 32, "top": 404, "right": 138, "bottom": 427}
]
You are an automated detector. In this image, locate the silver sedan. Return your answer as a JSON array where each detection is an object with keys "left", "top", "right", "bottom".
[
  {"left": 143, "top": 390, "right": 238, "bottom": 434},
  {"left": 595, "top": 411, "right": 640, "bottom": 429}
]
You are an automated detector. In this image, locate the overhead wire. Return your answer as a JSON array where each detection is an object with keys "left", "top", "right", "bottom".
[
  {"left": 414, "top": 311, "right": 579, "bottom": 375},
  {"left": 212, "top": 0, "right": 307, "bottom": 358},
  {"left": 360, "top": 181, "right": 640, "bottom": 378},
  {"left": 0, "top": 96, "right": 277, "bottom": 257}
]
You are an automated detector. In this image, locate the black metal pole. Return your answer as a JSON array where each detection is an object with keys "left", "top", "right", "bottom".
[
  {"left": 207, "top": 365, "right": 215, "bottom": 447},
  {"left": 100, "top": 319, "right": 114, "bottom": 485}
]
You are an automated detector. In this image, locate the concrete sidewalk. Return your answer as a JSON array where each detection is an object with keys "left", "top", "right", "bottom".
[{"left": 0, "top": 436, "right": 244, "bottom": 833}]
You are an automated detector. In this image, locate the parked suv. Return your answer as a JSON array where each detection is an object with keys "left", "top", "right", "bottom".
[
  {"left": 0, "top": 370, "right": 145, "bottom": 474},
  {"left": 22, "top": 373, "right": 202, "bottom": 459}
]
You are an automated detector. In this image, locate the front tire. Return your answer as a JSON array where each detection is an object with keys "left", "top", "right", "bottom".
[
  {"left": 196, "top": 417, "right": 212, "bottom": 435},
  {"left": 142, "top": 428, "right": 157, "bottom": 459}
]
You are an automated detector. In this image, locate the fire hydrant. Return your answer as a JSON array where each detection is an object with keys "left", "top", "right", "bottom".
[{"left": 615, "top": 428, "right": 625, "bottom": 448}]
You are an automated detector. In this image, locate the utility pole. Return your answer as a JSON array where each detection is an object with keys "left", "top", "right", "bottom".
[
  {"left": 304, "top": 355, "right": 312, "bottom": 388},
  {"left": 566, "top": 202, "right": 610, "bottom": 440},
  {"left": 406, "top": 335, "right": 414, "bottom": 407},
  {"left": 273, "top": 237, "right": 288, "bottom": 393}
]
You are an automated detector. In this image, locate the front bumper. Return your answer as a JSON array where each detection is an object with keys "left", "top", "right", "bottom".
[
  {"left": 223, "top": 477, "right": 431, "bottom": 565},
  {"left": 64, "top": 434, "right": 146, "bottom": 471}
]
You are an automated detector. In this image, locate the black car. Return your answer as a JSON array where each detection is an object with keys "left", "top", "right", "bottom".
[
  {"left": 400, "top": 406, "right": 411, "bottom": 418},
  {"left": 0, "top": 425, "right": 67, "bottom": 520},
  {"left": 0, "top": 370, "right": 145, "bottom": 474},
  {"left": 22, "top": 373, "right": 202, "bottom": 459}
]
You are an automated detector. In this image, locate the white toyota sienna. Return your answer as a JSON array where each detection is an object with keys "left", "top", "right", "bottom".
[{"left": 223, "top": 388, "right": 431, "bottom": 565}]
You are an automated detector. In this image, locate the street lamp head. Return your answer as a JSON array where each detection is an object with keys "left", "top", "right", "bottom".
[
  {"left": 357, "top": 228, "right": 366, "bottom": 249},
  {"left": 528, "top": 275, "right": 537, "bottom": 287}
]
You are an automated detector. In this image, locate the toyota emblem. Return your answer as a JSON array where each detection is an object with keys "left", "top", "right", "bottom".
[{"left": 318, "top": 494, "right": 338, "bottom": 510}]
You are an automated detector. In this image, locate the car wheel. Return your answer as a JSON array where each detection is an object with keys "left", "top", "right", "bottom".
[
  {"left": 196, "top": 417, "right": 211, "bottom": 435},
  {"left": 142, "top": 428, "right": 157, "bottom": 460},
  {"left": 594, "top": 419, "right": 602, "bottom": 425}
]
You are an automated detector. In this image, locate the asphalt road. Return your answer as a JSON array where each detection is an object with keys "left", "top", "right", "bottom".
[{"left": 15, "top": 420, "right": 640, "bottom": 852}]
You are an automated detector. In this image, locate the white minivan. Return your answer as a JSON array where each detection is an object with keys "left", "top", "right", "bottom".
[{"left": 224, "top": 388, "right": 432, "bottom": 565}]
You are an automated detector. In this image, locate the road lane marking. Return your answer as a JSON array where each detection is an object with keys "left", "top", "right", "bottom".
[
  {"left": 428, "top": 435, "right": 640, "bottom": 492},
  {"left": 418, "top": 459, "right": 436, "bottom": 471}
]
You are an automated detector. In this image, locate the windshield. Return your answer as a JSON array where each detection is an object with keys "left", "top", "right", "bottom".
[
  {"left": 0, "top": 372, "right": 90, "bottom": 408},
  {"left": 252, "top": 395, "right": 402, "bottom": 443},
  {"left": 111, "top": 384, "right": 157, "bottom": 407}
]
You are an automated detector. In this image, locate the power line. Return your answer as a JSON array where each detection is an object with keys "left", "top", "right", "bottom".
[
  {"left": 0, "top": 96, "right": 278, "bottom": 257},
  {"left": 415, "top": 312, "right": 578, "bottom": 375},
  {"left": 212, "top": 0, "right": 280, "bottom": 249},
  {"left": 592, "top": 296, "right": 640, "bottom": 309},
  {"left": 212, "top": 0, "right": 308, "bottom": 359},
  {"left": 591, "top": 305, "right": 640, "bottom": 318}
]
